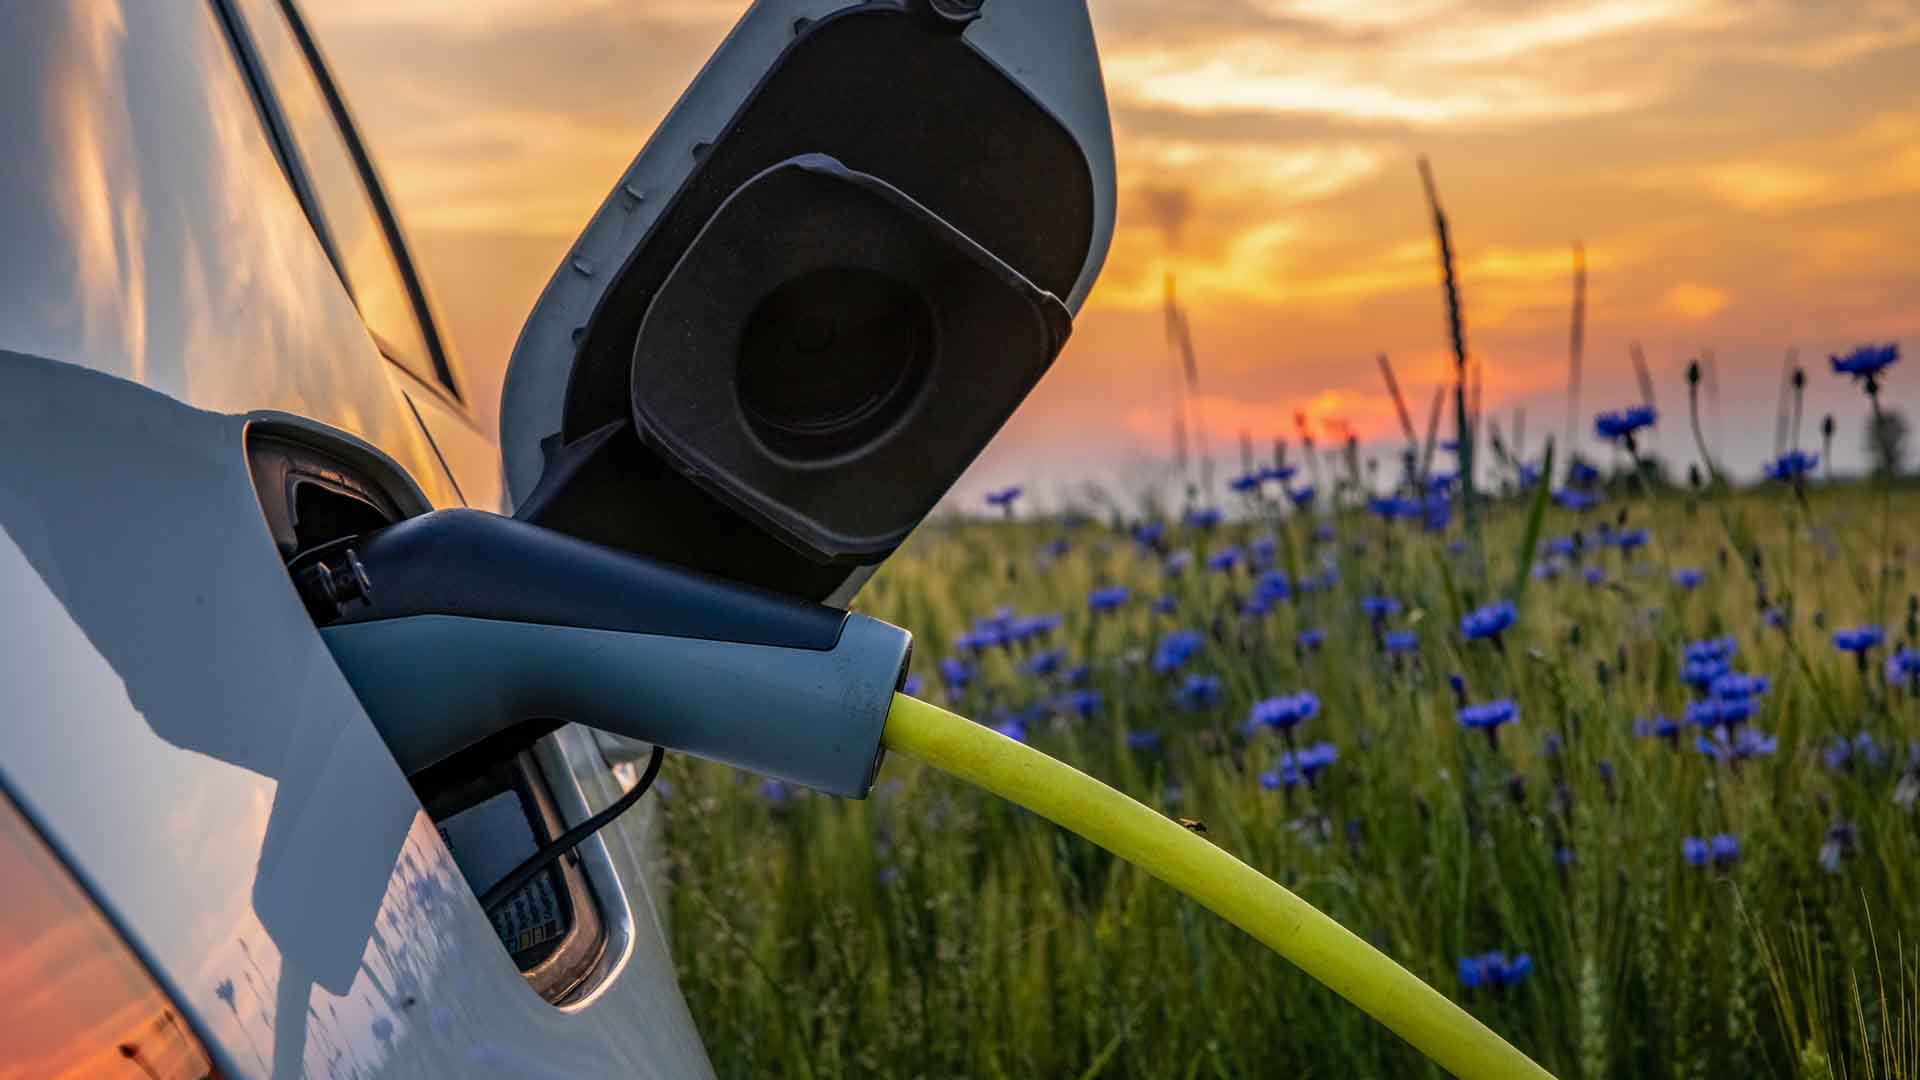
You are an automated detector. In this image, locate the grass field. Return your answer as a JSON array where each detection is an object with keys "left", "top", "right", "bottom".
[{"left": 657, "top": 472, "right": 1920, "bottom": 1078}]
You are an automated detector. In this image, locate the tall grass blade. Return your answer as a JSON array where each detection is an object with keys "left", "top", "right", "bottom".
[{"left": 1509, "top": 439, "right": 1555, "bottom": 607}]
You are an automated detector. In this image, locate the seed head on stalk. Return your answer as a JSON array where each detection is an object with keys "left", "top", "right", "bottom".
[{"left": 1417, "top": 156, "right": 1478, "bottom": 561}]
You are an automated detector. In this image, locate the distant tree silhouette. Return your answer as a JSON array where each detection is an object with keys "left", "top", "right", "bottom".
[{"left": 1865, "top": 406, "right": 1910, "bottom": 478}]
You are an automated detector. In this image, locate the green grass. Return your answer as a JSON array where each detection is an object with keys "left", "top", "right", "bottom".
[{"left": 660, "top": 482, "right": 1920, "bottom": 1079}]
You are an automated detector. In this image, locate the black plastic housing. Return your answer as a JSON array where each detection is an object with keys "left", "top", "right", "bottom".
[
  {"left": 631, "top": 155, "right": 1068, "bottom": 562},
  {"left": 517, "top": 2, "right": 1095, "bottom": 601}
]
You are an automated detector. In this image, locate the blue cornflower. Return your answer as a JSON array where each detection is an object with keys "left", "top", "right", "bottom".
[
  {"left": 1297, "top": 628, "right": 1325, "bottom": 651},
  {"left": 1088, "top": 585, "right": 1130, "bottom": 612},
  {"left": 1830, "top": 343, "right": 1899, "bottom": 382},
  {"left": 991, "top": 717, "right": 1028, "bottom": 743},
  {"left": 1696, "top": 727, "right": 1777, "bottom": 761},
  {"left": 1712, "top": 672, "right": 1770, "bottom": 701},
  {"left": 1362, "top": 595, "right": 1402, "bottom": 621},
  {"left": 1684, "top": 636, "right": 1737, "bottom": 664},
  {"left": 1152, "top": 629, "right": 1205, "bottom": 674},
  {"left": 1461, "top": 600, "right": 1517, "bottom": 642},
  {"left": 1713, "top": 694, "right": 1757, "bottom": 725},
  {"left": 938, "top": 657, "right": 972, "bottom": 690},
  {"left": 1011, "top": 613, "right": 1063, "bottom": 644},
  {"left": 1287, "top": 741, "right": 1339, "bottom": 779},
  {"left": 901, "top": 674, "right": 924, "bottom": 697},
  {"left": 1686, "top": 834, "right": 1739, "bottom": 869},
  {"left": 1262, "top": 743, "right": 1338, "bottom": 791},
  {"left": 1569, "top": 460, "right": 1601, "bottom": 486},
  {"left": 1553, "top": 488, "right": 1599, "bottom": 511},
  {"left": 1584, "top": 566, "right": 1605, "bottom": 586},
  {"left": 1242, "top": 593, "right": 1276, "bottom": 617},
  {"left": 1447, "top": 672, "right": 1468, "bottom": 706},
  {"left": 1682, "top": 657, "right": 1731, "bottom": 691},
  {"left": 1174, "top": 674, "right": 1223, "bottom": 712},
  {"left": 955, "top": 628, "right": 1001, "bottom": 652},
  {"left": 1384, "top": 630, "right": 1418, "bottom": 653},
  {"left": 1458, "top": 699, "right": 1519, "bottom": 743},
  {"left": 1289, "top": 485, "right": 1318, "bottom": 508},
  {"left": 1422, "top": 493, "right": 1453, "bottom": 533},
  {"left": 1206, "top": 547, "right": 1242, "bottom": 573},
  {"left": 1595, "top": 406, "right": 1657, "bottom": 441},
  {"left": 1164, "top": 550, "right": 1192, "bottom": 575},
  {"left": 1459, "top": 952, "right": 1533, "bottom": 991},
  {"left": 1673, "top": 568, "right": 1705, "bottom": 590},
  {"left": 1059, "top": 689, "right": 1102, "bottom": 718},
  {"left": 1152, "top": 595, "right": 1177, "bottom": 615},
  {"left": 1612, "top": 528, "right": 1650, "bottom": 552},
  {"left": 1249, "top": 535, "right": 1278, "bottom": 567},
  {"left": 1183, "top": 506, "right": 1223, "bottom": 529},
  {"left": 1825, "top": 732, "right": 1886, "bottom": 772},
  {"left": 1685, "top": 699, "right": 1726, "bottom": 728},
  {"left": 984, "top": 486, "right": 1023, "bottom": 509},
  {"left": 1041, "top": 537, "right": 1070, "bottom": 559},
  {"left": 1764, "top": 450, "right": 1819, "bottom": 481},
  {"left": 1834, "top": 625, "right": 1884, "bottom": 654},
  {"left": 1024, "top": 649, "right": 1063, "bottom": 677},
  {"left": 1887, "top": 648, "right": 1920, "bottom": 690},
  {"left": 1228, "top": 471, "right": 1264, "bottom": 494},
  {"left": 1126, "top": 730, "right": 1163, "bottom": 751},
  {"left": 1428, "top": 473, "right": 1455, "bottom": 494},
  {"left": 1545, "top": 536, "right": 1577, "bottom": 559},
  {"left": 1367, "top": 496, "right": 1418, "bottom": 520},
  {"left": 759, "top": 778, "right": 791, "bottom": 806},
  {"left": 1634, "top": 714, "right": 1680, "bottom": 739},
  {"left": 1253, "top": 570, "right": 1292, "bottom": 604},
  {"left": 1133, "top": 521, "right": 1166, "bottom": 547},
  {"left": 1263, "top": 464, "right": 1299, "bottom": 485},
  {"left": 1065, "top": 663, "right": 1091, "bottom": 686},
  {"left": 1250, "top": 691, "right": 1321, "bottom": 732}
]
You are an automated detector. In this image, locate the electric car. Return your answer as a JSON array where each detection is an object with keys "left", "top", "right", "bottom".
[{"left": 0, "top": 1, "right": 1112, "bottom": 1076}]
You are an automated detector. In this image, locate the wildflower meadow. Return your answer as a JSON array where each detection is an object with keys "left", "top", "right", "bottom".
[{"left": 658, "top": 345, "right": 1918, "bottom": 1078}]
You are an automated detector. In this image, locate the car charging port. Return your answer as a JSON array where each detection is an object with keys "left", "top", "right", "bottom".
[{"left": 248, "top": 432, "right": 613, "bottom": 1004}]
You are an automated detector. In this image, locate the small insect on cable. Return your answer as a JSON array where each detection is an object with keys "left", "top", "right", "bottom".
[{"left": 480, "top": 745, "right": 666, "bottom": 916}]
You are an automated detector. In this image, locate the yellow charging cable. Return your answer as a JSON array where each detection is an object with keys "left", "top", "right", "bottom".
[{"left": 882, "top": 692, "right": 1555, "bottom": 1080}]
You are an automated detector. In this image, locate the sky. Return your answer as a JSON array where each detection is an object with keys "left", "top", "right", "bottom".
[{"left": 313, "top": 0, "right": 1920, "bottom": 510}]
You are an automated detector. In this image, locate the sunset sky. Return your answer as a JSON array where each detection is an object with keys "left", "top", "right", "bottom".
[{"left": 314, "top": 0, "right": 1920, "bottom": 506}]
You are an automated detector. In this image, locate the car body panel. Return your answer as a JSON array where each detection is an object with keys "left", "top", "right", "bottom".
[{"left": 0, "top": 3, "right": 708, "bottom": 1077}]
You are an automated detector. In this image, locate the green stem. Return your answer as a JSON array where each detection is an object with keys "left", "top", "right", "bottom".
[{"left": 1871, "top": 385, "right": 1894, "bottom": 632}]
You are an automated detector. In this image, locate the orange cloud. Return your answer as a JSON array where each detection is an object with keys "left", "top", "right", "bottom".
[
  {"left": 309, "top": 0, "right": 1920, "bottom": 483},
  {"left": 1664, "top": 283, "right": 1731, "bottom": 320}
]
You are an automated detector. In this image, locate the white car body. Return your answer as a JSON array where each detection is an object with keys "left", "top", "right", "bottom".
[{"left": 0, "top": 2, "right": 1111, "bottom": 1076}]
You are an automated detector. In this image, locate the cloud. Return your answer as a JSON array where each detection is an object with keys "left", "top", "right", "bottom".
[
  {"left": 1136, "top": 185, "right": 1194, "bottom": 249},
  {"left": 307, "top": 0, "right": 1920, "bottom": 464},
  {"left": 1664, "top": 283, "right": 1732, "bottom": 320}
]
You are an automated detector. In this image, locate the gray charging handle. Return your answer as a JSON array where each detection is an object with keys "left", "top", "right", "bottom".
[{"left": 303, "top": 510, "right": 911, "bottom": 798}]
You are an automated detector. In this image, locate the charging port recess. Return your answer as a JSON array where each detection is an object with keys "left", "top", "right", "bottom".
[{"left": 248, "top": 432, "right": 610, "bottom": 1004}]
